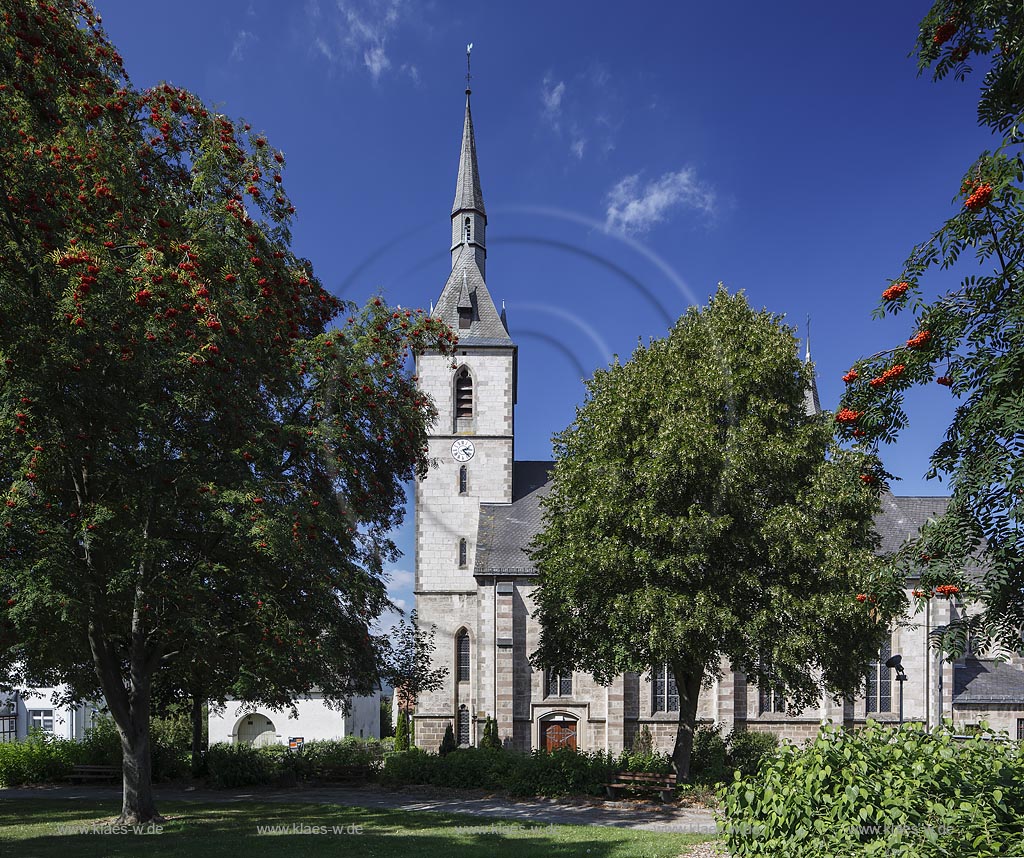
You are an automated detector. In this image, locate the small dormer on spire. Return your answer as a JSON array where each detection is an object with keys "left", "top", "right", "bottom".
[{"left": 451, "top": 43, "right": 487, "bottom": 277}]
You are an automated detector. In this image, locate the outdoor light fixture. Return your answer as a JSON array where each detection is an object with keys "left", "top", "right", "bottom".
[{"left": 885, "top": 653, "right": 908, "bottom": 725}]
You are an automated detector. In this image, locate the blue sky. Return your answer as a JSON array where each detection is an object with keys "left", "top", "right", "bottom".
[{"left": 95, "top": 1, "right": 997, "bottom": 621}]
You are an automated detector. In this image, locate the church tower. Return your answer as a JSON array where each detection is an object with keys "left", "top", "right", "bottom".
[{"left": 412, "top": 69, "right": 517, "bottom": 750}]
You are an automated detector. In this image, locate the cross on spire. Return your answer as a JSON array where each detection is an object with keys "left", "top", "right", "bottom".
[{"left": 466, "top": 43, "right": 473, "bottom": 93}]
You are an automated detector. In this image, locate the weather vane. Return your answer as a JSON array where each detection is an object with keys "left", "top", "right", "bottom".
[{"left": 466, "top": 43, "right": 473, "bottom": 90}]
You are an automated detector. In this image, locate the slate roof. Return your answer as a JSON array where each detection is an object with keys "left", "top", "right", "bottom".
[
  {"left": 873, "top": 493, "right": 948, "bottom": 554},
  {"left": 433, "top": 256, "right": 512, "bottom": 345},
  {"left": 452, "top": 92, "right": 485, "bottom": 216},
  {"left": 474, "top": 461, "right": 553, "bottom": 576},
  {"left": 954, "top": 658, "right": 1024, "bottom": 704}
]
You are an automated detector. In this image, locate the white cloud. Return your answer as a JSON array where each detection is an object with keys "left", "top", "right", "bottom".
[
  {"left": 541, "top": 76, "right": 566, "bottom": 125},
  {"left": 570, "top": 137, "right": 586, "bottom": 159},
  {"left": 230, "top": 30, "right": 256, "bottom": 62},
  {"left": 386, "top": 568, "right": 414, "bottom": 593},
  {"left": 305, "top": 0, "right": 410, "bottom": 83},
  {"left": 604, "top": 167, "right": 717, "bottom": 235}
]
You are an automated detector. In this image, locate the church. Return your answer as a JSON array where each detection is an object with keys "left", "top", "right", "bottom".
[{"left": 410, "top": 82, "right": 1024, "bottom": 754}]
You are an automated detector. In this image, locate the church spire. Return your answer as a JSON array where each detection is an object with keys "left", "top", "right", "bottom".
[
  {"left": 432, "top": 49, "right": 510, "bottom": 346},
  {"left": 803, "top": 316, "right": 821, "bottom": 416}
]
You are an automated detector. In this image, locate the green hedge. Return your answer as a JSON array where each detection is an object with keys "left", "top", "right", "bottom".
[
  {"left": 381, "top": 745, "right": 672, "bottom": 797},
  {"left": 689, "top": 724, "right": 779, "bottom": 785},
  {"left": 0, "top": 715, "right": 192, "bottom": 787},
  {"left": 720, "top": 722, "right": 1024, "bottom": 858},
  {"left": 205, "top": 737, "right": 390, "bottom": 788}
]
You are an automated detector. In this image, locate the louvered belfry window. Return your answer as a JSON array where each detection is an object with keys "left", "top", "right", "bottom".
[
  {"left": 455, "top": 368, "right": 473, "bottom": 417},
  {"left": 465, "top": 217, "right": 472, "bottom": 242},
  {"left": 456, "top": 630, "right": 470, "bottom": 682}
]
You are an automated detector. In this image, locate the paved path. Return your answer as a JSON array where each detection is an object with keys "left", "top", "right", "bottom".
[{"left": 0, "top": 783, "right": 719, "bottom": 835}]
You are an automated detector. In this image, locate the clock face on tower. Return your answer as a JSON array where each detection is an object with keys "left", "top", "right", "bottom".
[{"left": 451, "top": 438, "right": 475, "bottom": 463}]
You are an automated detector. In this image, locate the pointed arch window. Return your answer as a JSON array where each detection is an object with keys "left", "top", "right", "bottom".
[
  {"left": 458, "top": 538, "right": 468, "bottom": 568},
  {"left": 465, "top": 217, "right": 472, "bottom": 243},
  {"left": 455, "top": 367, "right": 473, "bottom": 417},
  {"left": 456, "top": 630, "right": 470, "bottom": 682},
  {"left": 459, "top": 465, "right": 468, "bottom": 495}
]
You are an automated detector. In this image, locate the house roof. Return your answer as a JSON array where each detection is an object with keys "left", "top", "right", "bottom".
[
  {"left": 954, "top": 658, "right": 1024, "bottom": 704},
  {"left": 474, "top": 461, "right": 553, "bottom": 575},
  {"left": 873, "top": 493, "right": 948, "bottom": 554}
]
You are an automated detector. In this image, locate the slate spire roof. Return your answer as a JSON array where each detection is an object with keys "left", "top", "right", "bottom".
[{"left": 452, "top": 90, "right": 486, "bottom": 216}]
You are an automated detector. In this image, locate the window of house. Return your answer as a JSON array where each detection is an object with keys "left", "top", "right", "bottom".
[
  {"left": 652, "top": 663, "right": 680, "bottom": 713},
  {"left": 1017, "top": 718, "right": 1024, "bottom": 741},
  {"left": 457, "top": 704, "right": 470, "bottom": 746},
  {"left": 28, "top": 709, "right": 54, "bottom": 733},
  {"left": 866, "top": 636, "right": 893, "bottom": 713},
  {"left": 0, "top": 713, "right": 15, "bottom": 743},
  {"left": 456, "top": 630, "right": 470, "bottom": 682},
  {"left": 546, "top": 671, "right": 572, "bottom": 698},
  {"left": 455, "top": 367, "right": 473, "bottom": 415},
  {"left": 459, "top": 465, "right": 468, "bottom": 495},
  {"left": 458, "top": 538, "right": 468, "bottom": 568}
]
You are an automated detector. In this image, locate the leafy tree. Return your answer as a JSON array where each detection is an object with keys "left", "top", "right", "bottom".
[
  {"left": 838, "top": 1, "right": 1024, "bottom": 658},
  {"left": 438, "top": 723, "right": 457, "bottom": 757},
  {"left": 530, "top": 288, "right": 900, "bottom": 781},
  {"left": 0, "top": 1, "right": 454, "bottom": 822},
  {"left": 381, "top": 609, "right": 448, "bottom": 718}
]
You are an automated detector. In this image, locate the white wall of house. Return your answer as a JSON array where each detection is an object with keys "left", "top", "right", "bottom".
[
  {"left": 0, "top": 688, "right": 103, "bottom": 741},
  {"left": 208, "top": 691, "right": 382, "bottom": 746}
]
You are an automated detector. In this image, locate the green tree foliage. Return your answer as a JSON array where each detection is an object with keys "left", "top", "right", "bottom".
[
  {"left": 0, "top": 1, "right": 454, "bottom": 822},
  {"left": 838, "top": 1, "right": 1024, "bottom": 658},
  {"left": 531, "top": 288, "right": 900, "bottom": 781},
  {"left": 382, "top": 609, "right": 448, "bottom": 708},
  {"left": 479, "top": 716, "right": 500, "bottom": 750}
]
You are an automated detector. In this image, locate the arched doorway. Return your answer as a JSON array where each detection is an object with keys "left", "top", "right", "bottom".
[
  {"left": 540, "top": 715, "right": 578, "bottom": 751},
  {"left": 236, "top": 713, "right": 277, "bottom": 747}
]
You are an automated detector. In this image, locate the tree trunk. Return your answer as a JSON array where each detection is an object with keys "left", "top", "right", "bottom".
[
  {"left": 190, "top": 693, "right": 204, "bottom": 778},
  {"left": 118, "top": 708, "right": 160, "bottom": 824},
  {"left": 670, "top": 664, "right": 702, "bottom": 783}
]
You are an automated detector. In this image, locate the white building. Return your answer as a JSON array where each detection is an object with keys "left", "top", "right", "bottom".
[
  {"left": 207, "top": 692, "right": 381, "bottom": 747},
  {"left": 0, "top": 687, "right": 103, "bottom": 742}
]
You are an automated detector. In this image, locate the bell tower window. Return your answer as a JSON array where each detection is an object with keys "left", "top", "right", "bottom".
[
  {"left": 458, "top": 538, "right": 468, "bottom": 568},
  {"left": 459, "top": 465, "right": 468, "bottom": 495},
  {"left": 465, "top": 217, "right": 472, "bottom": 243},
  {"left": 455, "top": 367, "right": 473, "bottom": 417}
]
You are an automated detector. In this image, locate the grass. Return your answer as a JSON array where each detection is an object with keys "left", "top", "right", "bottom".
[{"left": 0, "top": 800, "right": 717, "bottom": 857}]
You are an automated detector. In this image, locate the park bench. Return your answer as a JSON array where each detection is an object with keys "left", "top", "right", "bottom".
[
  {"left": 67, "top": 764, "right": 121, "bottom": 784},
  {"left": 310, "top": 762, "right": 376, "bottom": 783},
  {"left": 604, "top": 771, "right": 677, "bottom": 802}
]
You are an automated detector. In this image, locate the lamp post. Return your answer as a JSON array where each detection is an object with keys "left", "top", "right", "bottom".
[{"left": 885, "top": 654, "right": 908, "bottom": 725}]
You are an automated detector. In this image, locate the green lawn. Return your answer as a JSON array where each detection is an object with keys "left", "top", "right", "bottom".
[{"left": 0, "top": 800, "right": 716, "bottom": 857}]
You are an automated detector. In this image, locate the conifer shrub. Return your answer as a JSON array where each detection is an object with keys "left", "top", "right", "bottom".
[
  {"left": 720, "top": 722, "right": 1024, "bottom": 858},
  {"left": 438, "top": 723, "right": 457, "bottom": 756}
]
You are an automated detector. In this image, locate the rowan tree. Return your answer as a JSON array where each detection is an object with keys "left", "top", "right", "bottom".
[
  {"left": 0, "top": 1, "right": 455, "bottom": 821},
  {"left": 839, "top": 0, "right": 1024, "bottom": 659},
  {"left": 530, "top": 288, "right": 901, "bottom": 781}
]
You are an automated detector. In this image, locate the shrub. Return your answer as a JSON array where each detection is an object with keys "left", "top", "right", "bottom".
[
  {"left": 205, "top": 742, "right": 278, "bottom": 788},
  {"left": 631, "top": 725, "right": 654, "bottom": 757},
  {"left": 0, "top": 730, "right": 81, "bottom": 785},
  {"left": 690, "top": 724, "right": 728, "bottom": 785},
  {"left": 479, "top": 717, "right": 500, "bottom": 750},
  {"left": 726, "top": 730, "right": 778, "bottom": 779},
  {"left": 439, "top": 724, "right": 457, "bottom": 757},
  {"left": 394, "top": 710, "right": 410, "bottom": 751},
  {"left": 720, "top": 722, "right": 1024, "bottom": 858}
]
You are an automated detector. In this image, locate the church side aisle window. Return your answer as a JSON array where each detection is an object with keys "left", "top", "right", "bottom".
[
  {"left": 455, "top": 367, "right": 473, "bottom": 416},
  {"left": 456, "top": 630, "right": 470, "bottom": 682},
  {"left": 758, "top": 683, "right": 786, "bottom": 715},
  {"left": 653, "top": 664, "right": 679, "bottom": 713},
  {"left": 546, "top": 671, "right": 572, "bottom": 698},
  {"left": 457, "top": 704, "right": 470, "bottom": 746},
  {"left": 458, "top": 538, "right": 468, "bottom": 568},
  {"left": 866, "top": 636, "right": 893, "bottom": 713}
]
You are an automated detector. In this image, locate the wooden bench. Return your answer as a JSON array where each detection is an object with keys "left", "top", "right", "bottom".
[
  {"left": 67, "top": 765, "right": 121, "bottom": 784},
  {"left": 605, "top": 771, "right": 677, "bottom": 802},
  {"left": 311, "top": 762, "right": 375, "bottom": 783}
]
